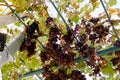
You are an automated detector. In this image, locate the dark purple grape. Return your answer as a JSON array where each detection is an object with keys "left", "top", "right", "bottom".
[
  {"left": 114, "top": 40, "right": 120, "bottom": 47},
  {"left": 71, "top": 70, "right": 86, "bottom": 80},
  {"left": 93, "top": 66, "right": 100, "bottom": 76},
  {"left": 115, "top": 51, "right": 120, "bottom": 58},
  {"left": 27, "top": 41, "right": 36, "bottom": 57},
  {"left": 89, "top": 17, "right": 99, "bottom": 24},
  {"left": 63, "top": 29, "right": 74, "bottom": 44},
  {"left": 0, "top": 33, "right": 6, "bottom": 52},
  {"left": 49, "top": 27, "right": 60, "bottom": 39},
  {"left": 45, "top": 17, "right": 54, "bottom": 26},
  {"left": 74, "top": 24, "right": 81, "bottom": 34},
  {"left": 89, "top": 34, "right": 98, "bottom": 43},
  {"left": 111, "top": 57, "right": 120, "bottom": 66}
]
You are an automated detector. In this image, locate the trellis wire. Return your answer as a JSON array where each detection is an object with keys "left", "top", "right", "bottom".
[
  {"left": 19, "top": 58, "right": 42, "bottom": 80},
  {"left": 36, "top": 38, "right": 46, "bottom": 50},
  {"left": 100, "top": 0, "right": 120, "bottom": 41},
  {"left": 18, "top": 46, "right": 120, "bottom": 79}
]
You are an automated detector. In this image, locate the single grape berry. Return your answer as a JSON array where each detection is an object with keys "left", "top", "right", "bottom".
[
  {"left": 45, "top": 17, "right": 54, "bottom": 26},
  {"left": 115, "top": 51, "right": 120, "bottom": 58},
  {"left": 114, "top": 40, "right": 120, "bottom": 47},
  {"left": 111, "top": 57, "right": 120, "bottom": 66},
  {"left": 89, "top": 17, "right": 99, "bottom": 24},
  {"left": 71, "top": 70, "right": 86, "bottom": 80}
]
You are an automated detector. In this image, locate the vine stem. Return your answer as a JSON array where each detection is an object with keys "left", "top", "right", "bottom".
[
  {"left": 4, "top": 0, "right": 28, "bottom": 28},
  {"left": 17, "top": 46, "right": 120, "bottom": 79},
  {"left": 49, "top": 0, "right": 70, "bottom": 31},
  {"left": 49, "top": 0, "right": 81, "bottom": 44},
  {"left": 36, "top": 38, "right": 46, "bottom": 50},
  {"left": 100, "top": 0, "right": 120, "bottom": 41}
]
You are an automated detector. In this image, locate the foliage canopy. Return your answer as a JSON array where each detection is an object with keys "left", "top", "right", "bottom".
[{"left": 0, "top": 0, "right": 120, "bottom": 80}]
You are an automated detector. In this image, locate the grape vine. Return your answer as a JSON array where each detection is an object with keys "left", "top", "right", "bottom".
[{"left": 2, "top": 0, "right": 120, "bottom": 80}]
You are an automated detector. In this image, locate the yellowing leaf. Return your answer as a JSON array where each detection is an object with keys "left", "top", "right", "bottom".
[
  {"left": 109, "top": 9, "right": 116, "bottom": 15},
  {"left": 92, "top": 1, "right": 99, "bottom": 10},
  {"left": 0, "top": 7, "right": 3, "bottom": 12},
  {"left": 91, "top": 0, "right": 97, "bottom": 4},
  {"left": 71, "top": 2, "right": 79, "bottom": 9},
  {"left": 0, "top": 0, "right": 4, "bottom": 2},
  {"left": 117, "top": 9, "right": 120, "bottom": 17},
  {"left": 85, "top": 14, "right": 91, "bottom": 19},
  {"left": 77, "top": 0, "right": 83, "bottom": 3}
]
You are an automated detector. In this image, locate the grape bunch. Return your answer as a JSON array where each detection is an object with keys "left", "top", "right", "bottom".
[
  {"left": 80, "top": 17, "right": 109, "bottom": 44},
  {"left": 20, "top": 21, "right": 41, "bottom": 57},
  {"left": 0, "top": 33, "right": 6, "bottom": 52}
]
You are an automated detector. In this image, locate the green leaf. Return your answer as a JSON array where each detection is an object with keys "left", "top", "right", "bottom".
[
  {"left": 103, "top": 54, "right": 115, "bottom": 61},
  {"left": 106, "top": 76, "right": 115, "bottom": 80},
  {"left": 25, "top": 57, "right": 40, "bottom": 70},
  {"left": 15, "top": 56, "right": 21, "bottom": 68},
  {"left": 76, "top": 62, "right": 86, "bottom": 70},
  {"left": 77, "top": 0, "right": 83, "bottom": 3},
  {"left": 101, "top": 65, "right": 115, "bottom": 76},
  {"left": 21, "top": 67, "right": 26, "bottom": 75},
  {"left": 18, "top": 0, "right": 26, "bottom": 5},
  {"left": 50, "top": 66, "right": 58, "bottom": 71},
  {"left": 14, "top": 22, "right": 22, "bottom": 27},
  {"left": 70, "top": 16, "right": 79, "bottom": 23},
  {"left": 67, "top": 68, "right": 72, "bottom": 75},
  {"left": 11, "top": 0, "right": 30, "bottom": 13},
  {"left": 39, "top": 36, "right": 48, "bottom": 43},
  {"left": 107, "top": 0, "right": 117, "bottom": 6}
]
